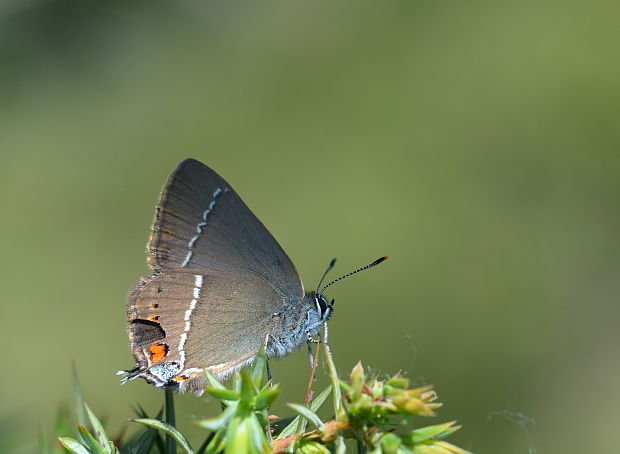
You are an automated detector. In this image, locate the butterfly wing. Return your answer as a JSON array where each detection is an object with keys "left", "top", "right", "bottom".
[
  {"left": 147, "top": 158, "right": 303, "bottom": 298},
  {"left": 126, "top": 268, "right": 298, "bottom": 393},
  {"left": 122, "top": 159, "right": 307, "bottom": 393}
]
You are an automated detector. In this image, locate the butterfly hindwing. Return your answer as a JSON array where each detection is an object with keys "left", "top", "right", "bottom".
[{"left": 127, "top": 268, "right": 301, "bottom": 393}]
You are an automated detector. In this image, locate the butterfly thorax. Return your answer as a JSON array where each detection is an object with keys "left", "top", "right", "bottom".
[{"left": 264, "top": 291, "right": 331, "bottom": 359}]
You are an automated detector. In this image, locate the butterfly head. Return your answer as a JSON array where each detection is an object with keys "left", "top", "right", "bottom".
[{"left": 310, "top": 256, "right": 389, "bottom": 327}]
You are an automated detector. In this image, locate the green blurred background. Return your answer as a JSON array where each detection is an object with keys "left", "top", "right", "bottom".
[{"left": 1, "top": 0, "right": 619, "bottom": 452}]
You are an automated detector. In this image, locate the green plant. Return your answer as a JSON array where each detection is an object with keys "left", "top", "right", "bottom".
[{"left": 46, "top": 346, "right": 471, "bottom": 454}]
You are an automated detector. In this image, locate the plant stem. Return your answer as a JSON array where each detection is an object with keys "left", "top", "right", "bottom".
[
  {"left": 323, "top": 343, "right": 344, "bottom": 421},
  {"left": 304, "top": 340, "right": 321, "bottom": 405},
  {"left": 165, "top": 388, "right": 176, "bottom": 454}
]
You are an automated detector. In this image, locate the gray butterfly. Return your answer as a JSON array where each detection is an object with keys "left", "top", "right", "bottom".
[{"left": 118, "top": 159, "right": 386, "bottom": 394}]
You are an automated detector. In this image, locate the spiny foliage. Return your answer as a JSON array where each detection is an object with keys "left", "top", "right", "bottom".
[{"left": 44, "top": 348, "right": 471, "bottom": 454}]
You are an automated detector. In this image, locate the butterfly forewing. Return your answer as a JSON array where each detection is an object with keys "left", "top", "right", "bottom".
[{"left": 147, "top": 159, "right": 304, "bottom": 298}]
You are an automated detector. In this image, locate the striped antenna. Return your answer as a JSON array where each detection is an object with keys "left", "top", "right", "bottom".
[
  {"left": 316, "top": 258, "right": 337, "bottom": 293},
  {"left": 319, "top": 256, "right": 388, "bottom": 295}
]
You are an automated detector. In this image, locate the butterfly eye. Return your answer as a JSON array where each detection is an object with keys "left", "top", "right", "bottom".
[{"left": 316, "top": 295, "right": 329, "bottom": 316}]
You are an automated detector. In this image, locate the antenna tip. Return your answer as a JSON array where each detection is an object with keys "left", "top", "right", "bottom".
[{"left": 373, "top": 256, "right": 388, "bottom": 265}]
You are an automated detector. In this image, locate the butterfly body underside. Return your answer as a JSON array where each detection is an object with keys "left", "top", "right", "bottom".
[{"left": 119, "top": 159, "right": 328, "bottom": 394}]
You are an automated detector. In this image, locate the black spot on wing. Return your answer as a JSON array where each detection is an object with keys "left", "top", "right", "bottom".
[{"left": 130, "top": 319, "right": 165, "bottom": 348}]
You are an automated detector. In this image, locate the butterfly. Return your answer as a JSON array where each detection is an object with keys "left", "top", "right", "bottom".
[{"left": 118, "top": 158, "right": 386, "bottom": 394}]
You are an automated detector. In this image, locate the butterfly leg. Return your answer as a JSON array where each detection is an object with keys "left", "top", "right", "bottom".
[
  {"left": 306, "top": 337, "right": 314, "bottom": 369},
  {"left": 264, "top": 333, "right": 273, "bottom": 382}
]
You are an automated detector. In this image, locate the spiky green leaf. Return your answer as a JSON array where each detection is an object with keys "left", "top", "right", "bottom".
[
  {"left": 323, "top": 345, "right": 343, "bottom": 420},
  {"left": 286, "top": 404, "right": 324, "bottom": 430},
  {"left": 252, "top": 384, "right": 280, "bottom": 410},
  {"left": 402, "top": 422, "right": 460, "bottom": 445},
  {"left": 58, "top": 438, "right": 90, "bottom": 454},
  {"left": 275, "top": 385, "right": 332, "bottom": 440},
  {"left": 205, "top": 387, "right": 241, "bottom": 402},
  {"left": 240, "top": 368, "right": 258, "bottom": 403},
  {"left": 250, "top": 350, "right": 268, "bottom": 388},
  {"left": 131, "top": 419, "right": 195, "bottom": 454},
  {"left": 84, "top": 404, "right": 111, "bottom": 454},
  {"left": 195, "top": 404, "right": 236, "bottom": 431},
  {"left": 78, "top": 424, "right": 107, "bottom": 454},
  {"left": 72, "top": 364, "right": 86, "bottom": 428},
  {"left": 203, "top": 370, "right": 227, "bottom": 391}
]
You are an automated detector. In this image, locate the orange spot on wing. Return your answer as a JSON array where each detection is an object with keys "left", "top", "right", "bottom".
[
  {"left": 149, "top": 343, "right": 168, "bottom": 362},
  {"left": 148, "top": 314, "right": 160, "bottom": 322},
  {"left": 174, "top": 375, "right": 189, "bottom": 382}
]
